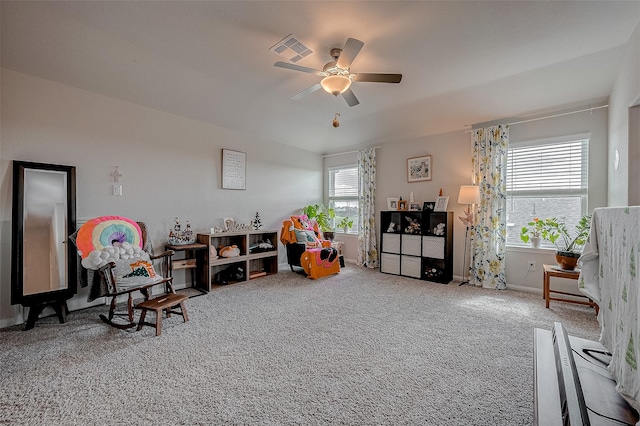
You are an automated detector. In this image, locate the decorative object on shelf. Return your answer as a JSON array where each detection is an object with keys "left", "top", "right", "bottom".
[
  {"left": 249, "top": 239, "right": 275, "bottom": 254},
  {"left": 387, "top": 198, "right": 399, "bottom": 210},
  {"left": 433, "top": 223, "right": 446, "bottom": 236},
  {"left": 210, "top": 245, "right": 218, "bottom": 259},
  {"left": 398, "top": 200, "right": 408, "bottom": 211},
  {"left": 168, "top": 218, "right": 195, "bottom": 245},
  {"left": 222, "top": 149, "right": 246, "bottom": 190},
  {"left": 253, "top": 212, "right": 263, "bottom": 230},
  {"left": 409, "top": 202, "right": 421, "bottom": 211},
  {"left": 404, "top": 216, "right": 421, "bottom": 234},
  {"left": 423, "top": 201, "right": 435, "bottom": 212},
  {"left": 224, "top": 217, "right": 234, "bottom": 231},
  {"left": 224, "top": 221, "right": 253, "bottom": 232},
  {"left": 216, "top": 264, "right": 245, "bottom": 285},
  {"left": 211, "top": 226, "right": 223, "bottom": 233},
  {"left": 434, "top": 196, "right": 449, "bottom": 212},
  {"left": 219, "top": 245, "right": 241, "bottom": 258},
  {"left": 531, "top": 215, "right": 592, "bottom": 270},
  {"left": 387, "top": 222, "right": 396, "bottom": 232},
  {"left": 457, "top": 185, "right": 481, "bottom": 286},
  {"left": 407, "top": 155, "right": 432, "bottom": 182}
]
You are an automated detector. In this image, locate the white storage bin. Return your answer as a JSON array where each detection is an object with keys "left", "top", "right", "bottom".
[
  {"left": 422, "top": 236, "right": 445, "bottom": 259},
  {"left": 381, "top": 253, "right": 400, "bottom": 274},
  {"left": 402, "top": 234, "right": 422, "bottom": 256},
  {"left": 382, "top": 233, "right": 401, "bottom": 254},
  {"left": 401, "top": 256, "right": 422, "bottom": 278}
]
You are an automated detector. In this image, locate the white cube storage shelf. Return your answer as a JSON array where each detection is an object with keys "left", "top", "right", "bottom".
[
  {"left": 401, "top": 256, "right": 422, "bottom": 278},
  {"left": 379, "top": 210, "right": 453, "bottom": 283},
  {"left": 402, "top": 235, "right": 422, "bottom": 256},
  {"left": 422, "top": 236, "right": 445, "bottom": 259},
  {"left": 382, "top": 234, "right": 401, "bottom": 254},
  {"left": 381, "top": 253, "right": 400, "bottom": 275}
]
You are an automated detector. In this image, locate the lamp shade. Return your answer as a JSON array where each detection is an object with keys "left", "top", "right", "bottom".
[
  {"left": 320, "top": 75, "right": 352, "bottom": 96},
  {"left": 458, "top": 185, "right": 480, "bottom": 205}
]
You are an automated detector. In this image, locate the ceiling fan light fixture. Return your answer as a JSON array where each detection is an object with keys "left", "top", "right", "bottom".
[{"left": 320, "top": 75, "right": 351, "bottom": 96}]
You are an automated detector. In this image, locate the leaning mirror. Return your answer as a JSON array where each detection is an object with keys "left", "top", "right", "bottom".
[{"left": 11, "top": 161, "right": 77, "bottom": 330}]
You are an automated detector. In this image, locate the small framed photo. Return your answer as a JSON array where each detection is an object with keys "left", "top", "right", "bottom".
[
  {"left": 407, "top": 155, "right": 432, "bottom": 182},
  {"left": 423, "top": 201, "right": 435, "bottom": 212},
  {"left": 398, "top": 200, "right": 408, "bottom": 211},
  {"left": 434, "top": 196, "right": 449, "bottom": 212},
  {"left": 387, "top": 198, "right": 399, "bottom": 210},
  {"left": 223, "top": 217, "right": 235, "bottom": 231},
  {"left": 409, "top": 202, "right": 422, "bottom": 211}
]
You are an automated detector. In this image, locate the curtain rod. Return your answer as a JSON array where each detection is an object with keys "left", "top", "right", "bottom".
[
  {"left": 465, "top": 104, "right": 609, "bottom": 133},
  {"left": 322, "top": 146, "right": 381, "bottom": 158}
]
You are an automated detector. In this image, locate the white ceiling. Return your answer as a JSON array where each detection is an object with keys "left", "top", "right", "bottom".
[{"left": 2, "top": 1, "right": 639, "bottom": 154}]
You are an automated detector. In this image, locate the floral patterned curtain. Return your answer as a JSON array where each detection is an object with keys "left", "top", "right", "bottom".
[
  {"left": 470, "top": 125, "right": 508, "bottom": 289},
  {"left": 357, "top": 148, "right": 378, "bottom": 268}
]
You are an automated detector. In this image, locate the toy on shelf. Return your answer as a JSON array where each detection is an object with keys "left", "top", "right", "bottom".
[{"left": 168, "top": 217, "right": 195, "bottom": 245}]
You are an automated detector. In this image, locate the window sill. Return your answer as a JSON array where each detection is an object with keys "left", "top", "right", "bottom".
[{"left": 506, "top": 245, "right": 556, "bottom": 254}]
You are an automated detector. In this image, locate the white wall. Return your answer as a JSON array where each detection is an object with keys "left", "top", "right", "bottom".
[
  {"left": 609, "top": 21, "right": 640, "bottom": 206},
  {"left": 0, "top": 69, "right": 324, "bottom": 327}
]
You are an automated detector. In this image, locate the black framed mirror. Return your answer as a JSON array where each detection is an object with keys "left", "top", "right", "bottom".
[{"left": 11, "top": 161, "right": 77, "bottom": 330}]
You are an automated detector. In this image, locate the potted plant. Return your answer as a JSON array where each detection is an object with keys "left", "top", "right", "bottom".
[
  {"left": 520, "top": 218, "right": 544, "bottom": 248},
  {"left": 536, "top": 215, "right": 592, "bottom": 270},
  {"left": 336, "top": 217, "right": 354, "bottom": 233},
  {"left": 302, "top": 204, "right": 336, "bottom": 240}
]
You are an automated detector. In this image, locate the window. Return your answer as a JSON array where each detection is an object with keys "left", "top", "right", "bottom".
[
  {"left": 506, "top": 135, "right": 589, "bottom": 247},
  {"left": 328, "top": 165, "right": 358, "bottom": 234}
]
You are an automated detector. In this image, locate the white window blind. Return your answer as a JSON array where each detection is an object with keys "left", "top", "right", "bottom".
[
  {"left": 507, "top": 139, "right": 588, "bottom": 196},
  {"left": 329, "top": 166, "right": 358, "bottom": 197}
]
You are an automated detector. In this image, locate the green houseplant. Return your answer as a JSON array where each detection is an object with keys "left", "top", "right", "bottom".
[
  {"left": 534, "top": 215, "right": 592, "bottom": 270},
  {"left": 519, "top": 218, "right": 544, "bottom": 248},
  {"left": 302, "top": 204, "right": 335, "bottom": 238},
  {"left": 336, "top": 217, "right": 354, "bottom": 233}
]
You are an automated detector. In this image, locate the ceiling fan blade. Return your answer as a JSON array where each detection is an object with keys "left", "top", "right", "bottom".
[
  {"left": 291, "top": 83, "right": 322, "bottom": 100},
  {"left": 274, "top": 61, "right": 321, "bottom": 75},
  {"left": 353, "top": 73, "right": 403, "bottom": 83},
  {"left": 336, "top": 38, "right": 364, "bottom": 69},
  {"left": 342, "top": 88, "right": 360, "bottom": 107}
]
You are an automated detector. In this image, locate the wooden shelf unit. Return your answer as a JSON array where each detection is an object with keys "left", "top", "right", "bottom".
[
  {"left": 165, "top": 242, "right": 208, "bottom": 292},
  {"left": 197, "top": 230, "right": 278, "bottom": 289},
  {"left": 379, "top": 210, "right": 453, "bottom": 283}
]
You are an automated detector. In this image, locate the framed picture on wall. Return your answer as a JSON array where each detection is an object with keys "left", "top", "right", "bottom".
[
  {"left": 222, "top": 149, "right": 246, "bottom": 190},
  {"left": 407, "top": 155, "right": 432, "bottom": 182},
  {"left": 434, "top": 196, "right": 449, "bottom": 212}
]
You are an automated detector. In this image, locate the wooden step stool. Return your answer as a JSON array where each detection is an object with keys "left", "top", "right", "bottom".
[{"left": 136, "top": 293, "right": 189, "bottom": 336}]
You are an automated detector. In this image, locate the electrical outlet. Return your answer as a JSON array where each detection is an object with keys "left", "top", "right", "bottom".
[{"left": 528, "top": 261, "right": 536, "bottom": 271}]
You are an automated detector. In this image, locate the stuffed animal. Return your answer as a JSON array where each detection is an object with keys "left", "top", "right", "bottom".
[
  {"left": 433, "top": 223, "right": 446, "bottom": 236},
  {"left": 219, "top": 245, "right": 240, "bottom": 258}
]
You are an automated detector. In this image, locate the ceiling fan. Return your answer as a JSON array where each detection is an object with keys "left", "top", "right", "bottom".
[{"left": 274, "top": 38, "right": 402, "bottom": 107}]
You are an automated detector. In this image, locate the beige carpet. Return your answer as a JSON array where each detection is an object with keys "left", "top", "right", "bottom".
[{"left": 0, "top": 265, "right": 599, "bottom": 425}]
